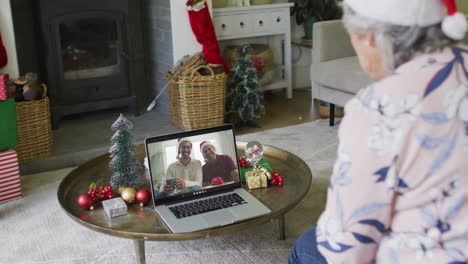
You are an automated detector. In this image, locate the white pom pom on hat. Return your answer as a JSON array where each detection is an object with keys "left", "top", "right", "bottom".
[
  {"left": 442, "top": 0, "right": 468, "bottom": 40},
  {"left": 344, "top": 0, "right": 467, "bottom": 40}
]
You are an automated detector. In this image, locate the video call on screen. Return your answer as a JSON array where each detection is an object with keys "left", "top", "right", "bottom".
[{"left": 147, "top": 130, "right": 239, "bottom": 198}]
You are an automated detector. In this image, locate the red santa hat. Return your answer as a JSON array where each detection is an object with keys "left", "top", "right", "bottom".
[
  {"left": 345, "top": 0, "right": 467, "bottom": 40},
  {"left": 200, "top": 141, "right": 215, "bottom": 154},
  {"left": 177, "top": 138, "right": 192, "bottom": 159}
]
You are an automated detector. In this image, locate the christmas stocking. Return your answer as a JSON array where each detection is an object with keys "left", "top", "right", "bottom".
[
  {"left": 0, "top": 32, "right": 7, "bottom": 68},
  {"left": 186, "top": 0, "right": 227, "bottom": 72}
]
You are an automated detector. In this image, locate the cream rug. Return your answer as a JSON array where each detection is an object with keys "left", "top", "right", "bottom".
[{"left": 0, "top": 119, "right": 339, "bottom": 264}]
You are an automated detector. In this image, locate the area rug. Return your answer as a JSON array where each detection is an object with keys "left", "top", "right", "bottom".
[{"left": 0, "top": 119, "right": 339, "bottom": 264}]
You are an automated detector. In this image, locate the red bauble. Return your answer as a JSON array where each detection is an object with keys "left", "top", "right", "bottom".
[
  {"left": 77, "top": 193, "right": 93, "bottom": 210},
  {"left": 135, "top": 188, "right": 152, "bottom": 205}
]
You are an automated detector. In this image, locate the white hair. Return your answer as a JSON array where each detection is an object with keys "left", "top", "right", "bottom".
[{"left": 342, "top": 3, "right": 456, "bottom": 71}]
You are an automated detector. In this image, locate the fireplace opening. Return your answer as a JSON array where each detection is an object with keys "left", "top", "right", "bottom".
[
  {"left": 33, "top": 0, "right": 148, "bottom": 129},
  {"left": 60, "top": 18, "right": 121, "bottom": 80}
]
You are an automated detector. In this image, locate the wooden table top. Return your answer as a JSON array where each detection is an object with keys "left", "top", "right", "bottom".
[{"left": 57, "top": 142, "right": 312, "bottom": 241}]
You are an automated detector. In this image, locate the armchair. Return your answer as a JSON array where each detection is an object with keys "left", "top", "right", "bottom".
[{"left": 310, "top": 20, "right": 373, "bottom": 126}]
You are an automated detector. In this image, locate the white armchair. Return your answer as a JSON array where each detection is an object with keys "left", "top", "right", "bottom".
[{"left": 310, "top": 20, "right": 373, "bottom": 126}]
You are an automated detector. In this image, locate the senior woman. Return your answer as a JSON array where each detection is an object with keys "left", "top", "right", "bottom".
[
  {"left": 289, "top": 0, "right": 468, "bottom": 263},
  {"left": 200, "top": 141, "right": 239, "bottom": 186}
]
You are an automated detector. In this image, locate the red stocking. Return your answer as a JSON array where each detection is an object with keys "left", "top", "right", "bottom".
[
  {"left": 187, "top": 1, "right": 227, "bottom": 72},
  {"left": 0, "top": 33, "right": 7, "bottom": 68}
]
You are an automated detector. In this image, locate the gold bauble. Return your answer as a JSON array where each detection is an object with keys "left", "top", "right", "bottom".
[{"left": 120, "top": 187, "right": 136, "bottom": 204}]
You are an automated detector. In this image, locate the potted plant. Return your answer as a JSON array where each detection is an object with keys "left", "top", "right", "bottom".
[{"left": 289, "top": 0, "right": 342, "bottom": 41}]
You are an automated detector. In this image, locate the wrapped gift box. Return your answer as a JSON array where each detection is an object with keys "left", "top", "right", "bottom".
[
  {"left": 0, "top": 74, "right": 8, "bottom": 101},
  {"left": 0, "top": 149, "right": 22, "bottom": 204},
  {"left": 239, "top": 159, "right": 272, "bottom": 183},
  {"left": 102, "top": 197, "right": 127, "bottom": 218},
  {"left": 245, "top": 170, "right": 268, "bottom": 190},
  {"left": 0, "top": 98, "right": 18, "bottom": 151}
]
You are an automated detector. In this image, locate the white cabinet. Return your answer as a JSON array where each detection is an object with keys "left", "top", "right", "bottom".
[{"left": 213, "top": 3, "right": 294, "bottom": 98}]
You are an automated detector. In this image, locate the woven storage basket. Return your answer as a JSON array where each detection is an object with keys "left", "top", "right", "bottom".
[
  {"left": 167, "top": 65, "right": 227, "bottom": 131},
  {"left": 13, "top": 84, "right": 53, "bottom": 163}
]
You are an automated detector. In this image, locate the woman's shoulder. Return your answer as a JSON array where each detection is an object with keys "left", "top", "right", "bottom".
[{"left": 352, "top": 45, "right": 467, "bottom": 110}]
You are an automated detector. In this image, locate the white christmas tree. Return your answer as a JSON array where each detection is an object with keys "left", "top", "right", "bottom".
[{"left": 109, "top": 114, "right": 142, "bottom": 188}]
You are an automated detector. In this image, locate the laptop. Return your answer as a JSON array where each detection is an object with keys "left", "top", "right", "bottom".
[{"left": 145, "top": 124, "right": 271, "bottom": 233}]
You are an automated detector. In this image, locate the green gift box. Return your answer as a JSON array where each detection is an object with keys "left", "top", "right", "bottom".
[
  {"left": 0, "top": 98, "right": 18, "bottom": 151},
  {"left": 239, "top": 159, "right": 273, "bottom": 183}
]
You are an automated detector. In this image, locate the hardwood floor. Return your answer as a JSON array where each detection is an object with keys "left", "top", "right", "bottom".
[{"left": 235, "top": 88, "right": 320, "bottom": 135}]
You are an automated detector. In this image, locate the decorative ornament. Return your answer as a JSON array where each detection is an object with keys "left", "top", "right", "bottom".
[
  {"left": 135, "top": 188, "right": 152, "bottom": 206},
  {"left": 238, "top": 156, "right": 249, "bottom": 168},
  {"left": 250, "top": 55, "right": 265, "bottom": 77},
  {"left": 270, "top": 172, "right": 284, "bottom": 187},
  {"left": 77, "top": 193, "right": 94, "bottom": 210},
  {"left": 226, "top": 43, "right": 265, "bottom": 125},
  {"left": 120, "top": 187, "right": 137, "bottom": 204},
  {"left": 245, "top": 141, "right": 264, "bottom": 167},
  {"left": 109, "top": 114, "right": 142, "bottom": 189},
  {"left": 186, "top": 0, "right": 227, "bottom": 71},
  {"left": 88, "top": 183, "right": 115, "bottom": 203}
]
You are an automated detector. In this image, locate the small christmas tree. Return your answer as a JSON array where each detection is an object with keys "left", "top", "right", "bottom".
[
  {"left": 226, "top": 43, "right": 264, "bottom": 126},
  {"left": 109, "top": 114, "right": 142, "bottom": 188}
]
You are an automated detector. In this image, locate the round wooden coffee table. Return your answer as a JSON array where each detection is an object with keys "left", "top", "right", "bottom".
[{"left": 57, "top": 142, "right": 312, "bottom": 263}]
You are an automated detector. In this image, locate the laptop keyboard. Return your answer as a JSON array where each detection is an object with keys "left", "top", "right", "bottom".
[{"left": 168, "top": 193, "right": 247, "bottom": 219}]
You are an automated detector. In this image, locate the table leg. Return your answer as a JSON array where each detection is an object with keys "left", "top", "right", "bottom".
[
  {"left": 278, "top": 214, "right": 285, "bottom": 240},
  {"left": 133, "top": 239, "right": 146, "bottom": 264}
]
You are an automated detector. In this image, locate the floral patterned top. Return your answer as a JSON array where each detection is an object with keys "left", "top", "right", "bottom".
[{"left": 316, "top": 45, "right": 468, "bottom": 264}]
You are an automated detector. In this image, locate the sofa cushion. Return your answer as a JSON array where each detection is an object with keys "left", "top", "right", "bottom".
[{"left": 311, "top": 56, "right": 373, "bottom": 94}]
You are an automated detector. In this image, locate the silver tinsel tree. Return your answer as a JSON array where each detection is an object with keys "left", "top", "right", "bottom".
[{"left": 109, "top": 114, "right": 142, "bottom": 188}]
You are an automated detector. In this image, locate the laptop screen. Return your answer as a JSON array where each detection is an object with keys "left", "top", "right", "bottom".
[{"left": 145, "top": 125, "right": 241, "bottom": 204}]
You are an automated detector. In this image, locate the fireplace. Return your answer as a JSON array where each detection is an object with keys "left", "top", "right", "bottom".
[{"left": 36, "top": 0, "right": 147, "bottom": 128}]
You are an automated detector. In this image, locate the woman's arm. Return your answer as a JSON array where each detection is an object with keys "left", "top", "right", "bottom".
[{"left": 316, "top": 90, "right": 400, "bottom": 263}]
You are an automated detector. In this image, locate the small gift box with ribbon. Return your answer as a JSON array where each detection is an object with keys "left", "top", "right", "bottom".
[
  {"left": 239, "top": 159, "right": 272, "bottom": 183},
  {"left": 245, "top": 167, "right": 268, "bottom": 190}
]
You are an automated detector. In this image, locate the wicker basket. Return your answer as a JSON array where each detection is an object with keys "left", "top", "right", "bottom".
[
  {"left": 168, "top": 65, "right": 227, "bottom": 131},
  {"left": 13, "top": 84, "right": 53, "bottom": 163}
]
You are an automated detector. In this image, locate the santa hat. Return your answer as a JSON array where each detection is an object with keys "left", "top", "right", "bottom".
[
  {"left": 345, "top": 0, "right": 467, "bottom": 40},
  {"left": 177, "top": 138, "right": 192, "bottom": 159},
  {"left": 200, "top": 141, "right": 215, "bottom": 154}
]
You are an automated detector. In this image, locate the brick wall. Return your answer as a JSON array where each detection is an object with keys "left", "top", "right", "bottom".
[{"left": 145, "top": 0, "right": 174, "bottom": 110}]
